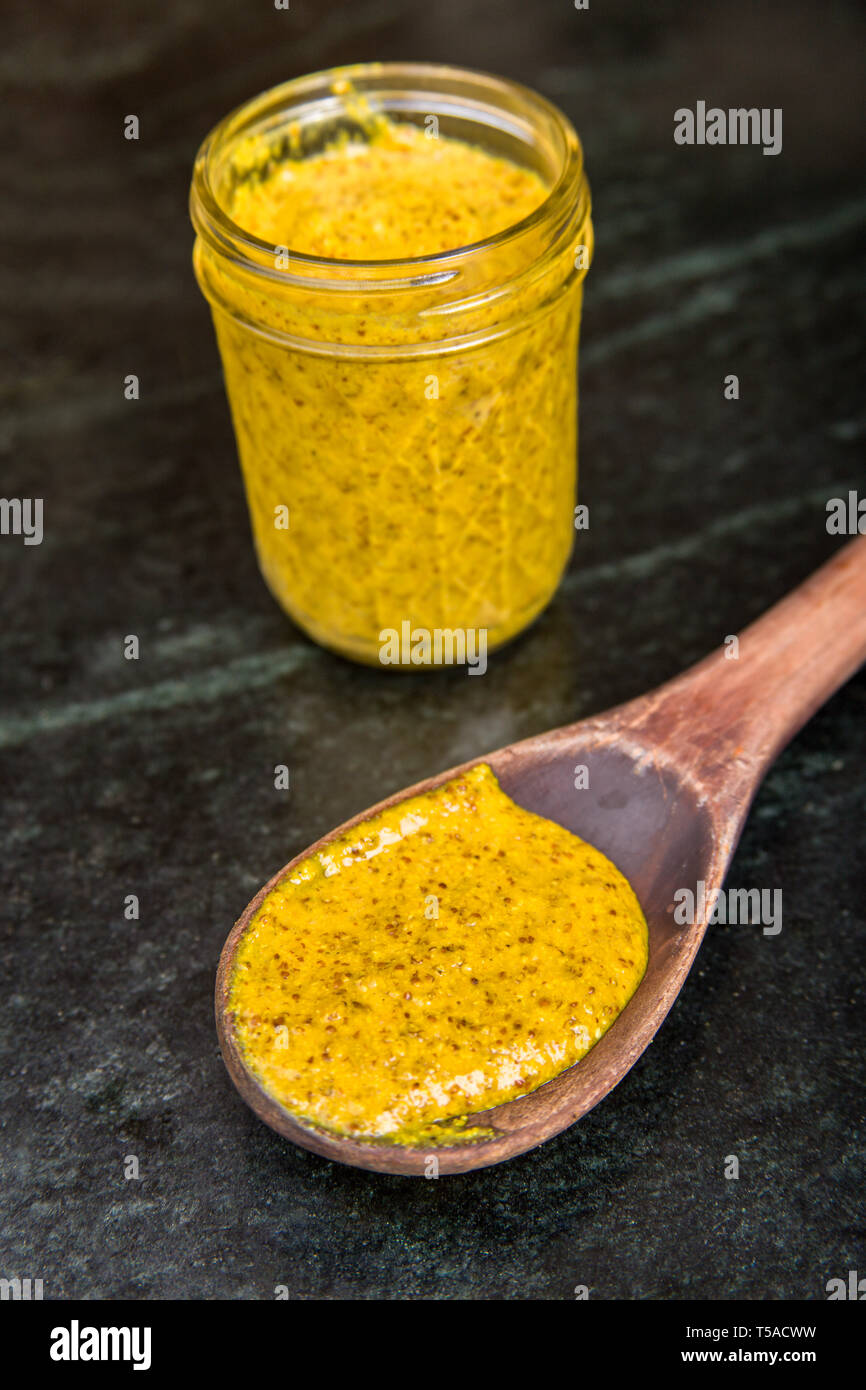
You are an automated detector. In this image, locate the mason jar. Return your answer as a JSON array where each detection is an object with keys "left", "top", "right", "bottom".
[{"left": 190, "top": 62, "right": 593, "bottom": 667}]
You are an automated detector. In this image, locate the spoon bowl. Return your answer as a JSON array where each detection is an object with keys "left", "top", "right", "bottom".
[{"left": 216, "top": 535, "right": 866, "bottom": 1173}]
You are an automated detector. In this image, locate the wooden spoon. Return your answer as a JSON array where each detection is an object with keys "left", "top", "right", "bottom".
[{"left": 216, "top": 534, "right": 866, "bottom": 1174}]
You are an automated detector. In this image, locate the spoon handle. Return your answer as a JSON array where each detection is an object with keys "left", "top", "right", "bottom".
[{"left": 617, "top": 533, "right": 866, "bottom": 803}]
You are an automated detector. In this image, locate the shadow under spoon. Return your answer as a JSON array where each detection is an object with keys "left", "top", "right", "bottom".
[{"left": 216, "top": 534, "right": 866, "bottom": 1174}]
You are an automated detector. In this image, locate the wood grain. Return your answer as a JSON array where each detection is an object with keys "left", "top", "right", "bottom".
[{"left": 216, "top": 534, "right": 866, "bottom": 1174}]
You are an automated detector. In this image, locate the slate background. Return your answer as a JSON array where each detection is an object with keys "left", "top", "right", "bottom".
[{"left": 1, "top": 0, "right": 864, "bottom": 1299}]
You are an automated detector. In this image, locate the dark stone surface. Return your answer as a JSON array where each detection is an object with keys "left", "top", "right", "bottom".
[{"left": 1, "top": 0, "right": 864, "bottom": 1299}]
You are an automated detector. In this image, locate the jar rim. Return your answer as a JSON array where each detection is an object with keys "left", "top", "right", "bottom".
[{"left": 190, "top": 60, "right": 589, "bottom": 285}]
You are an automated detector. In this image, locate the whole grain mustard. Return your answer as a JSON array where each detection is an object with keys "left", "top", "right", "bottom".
[
  {"left": 192, "top": 75, "right": 591, "bottom": 663},
  {"left": 230, "top": 121, "right": 549, "bottom": 260},
  {"left": 229, "top": 764, "right": 648, "bottom": 1145}
]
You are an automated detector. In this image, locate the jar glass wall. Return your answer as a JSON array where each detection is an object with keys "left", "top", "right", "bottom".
[{"left": 190, "top": 63, "right": 593, "bottom": 666}]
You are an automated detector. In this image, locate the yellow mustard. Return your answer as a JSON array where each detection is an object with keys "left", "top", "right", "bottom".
[
  {"left": 229, "top": 121, "right": 549, "bottom": 260},
  {"left": 229, "top": 764, "right": 648, "bottom": 1145},
  {"left": 191, "top": 66, "right": 593, "bottom": 664}
]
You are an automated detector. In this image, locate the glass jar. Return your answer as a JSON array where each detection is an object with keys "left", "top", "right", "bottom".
[{"left": 190, "top": 62, "right": 593, "bottom": 666}]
